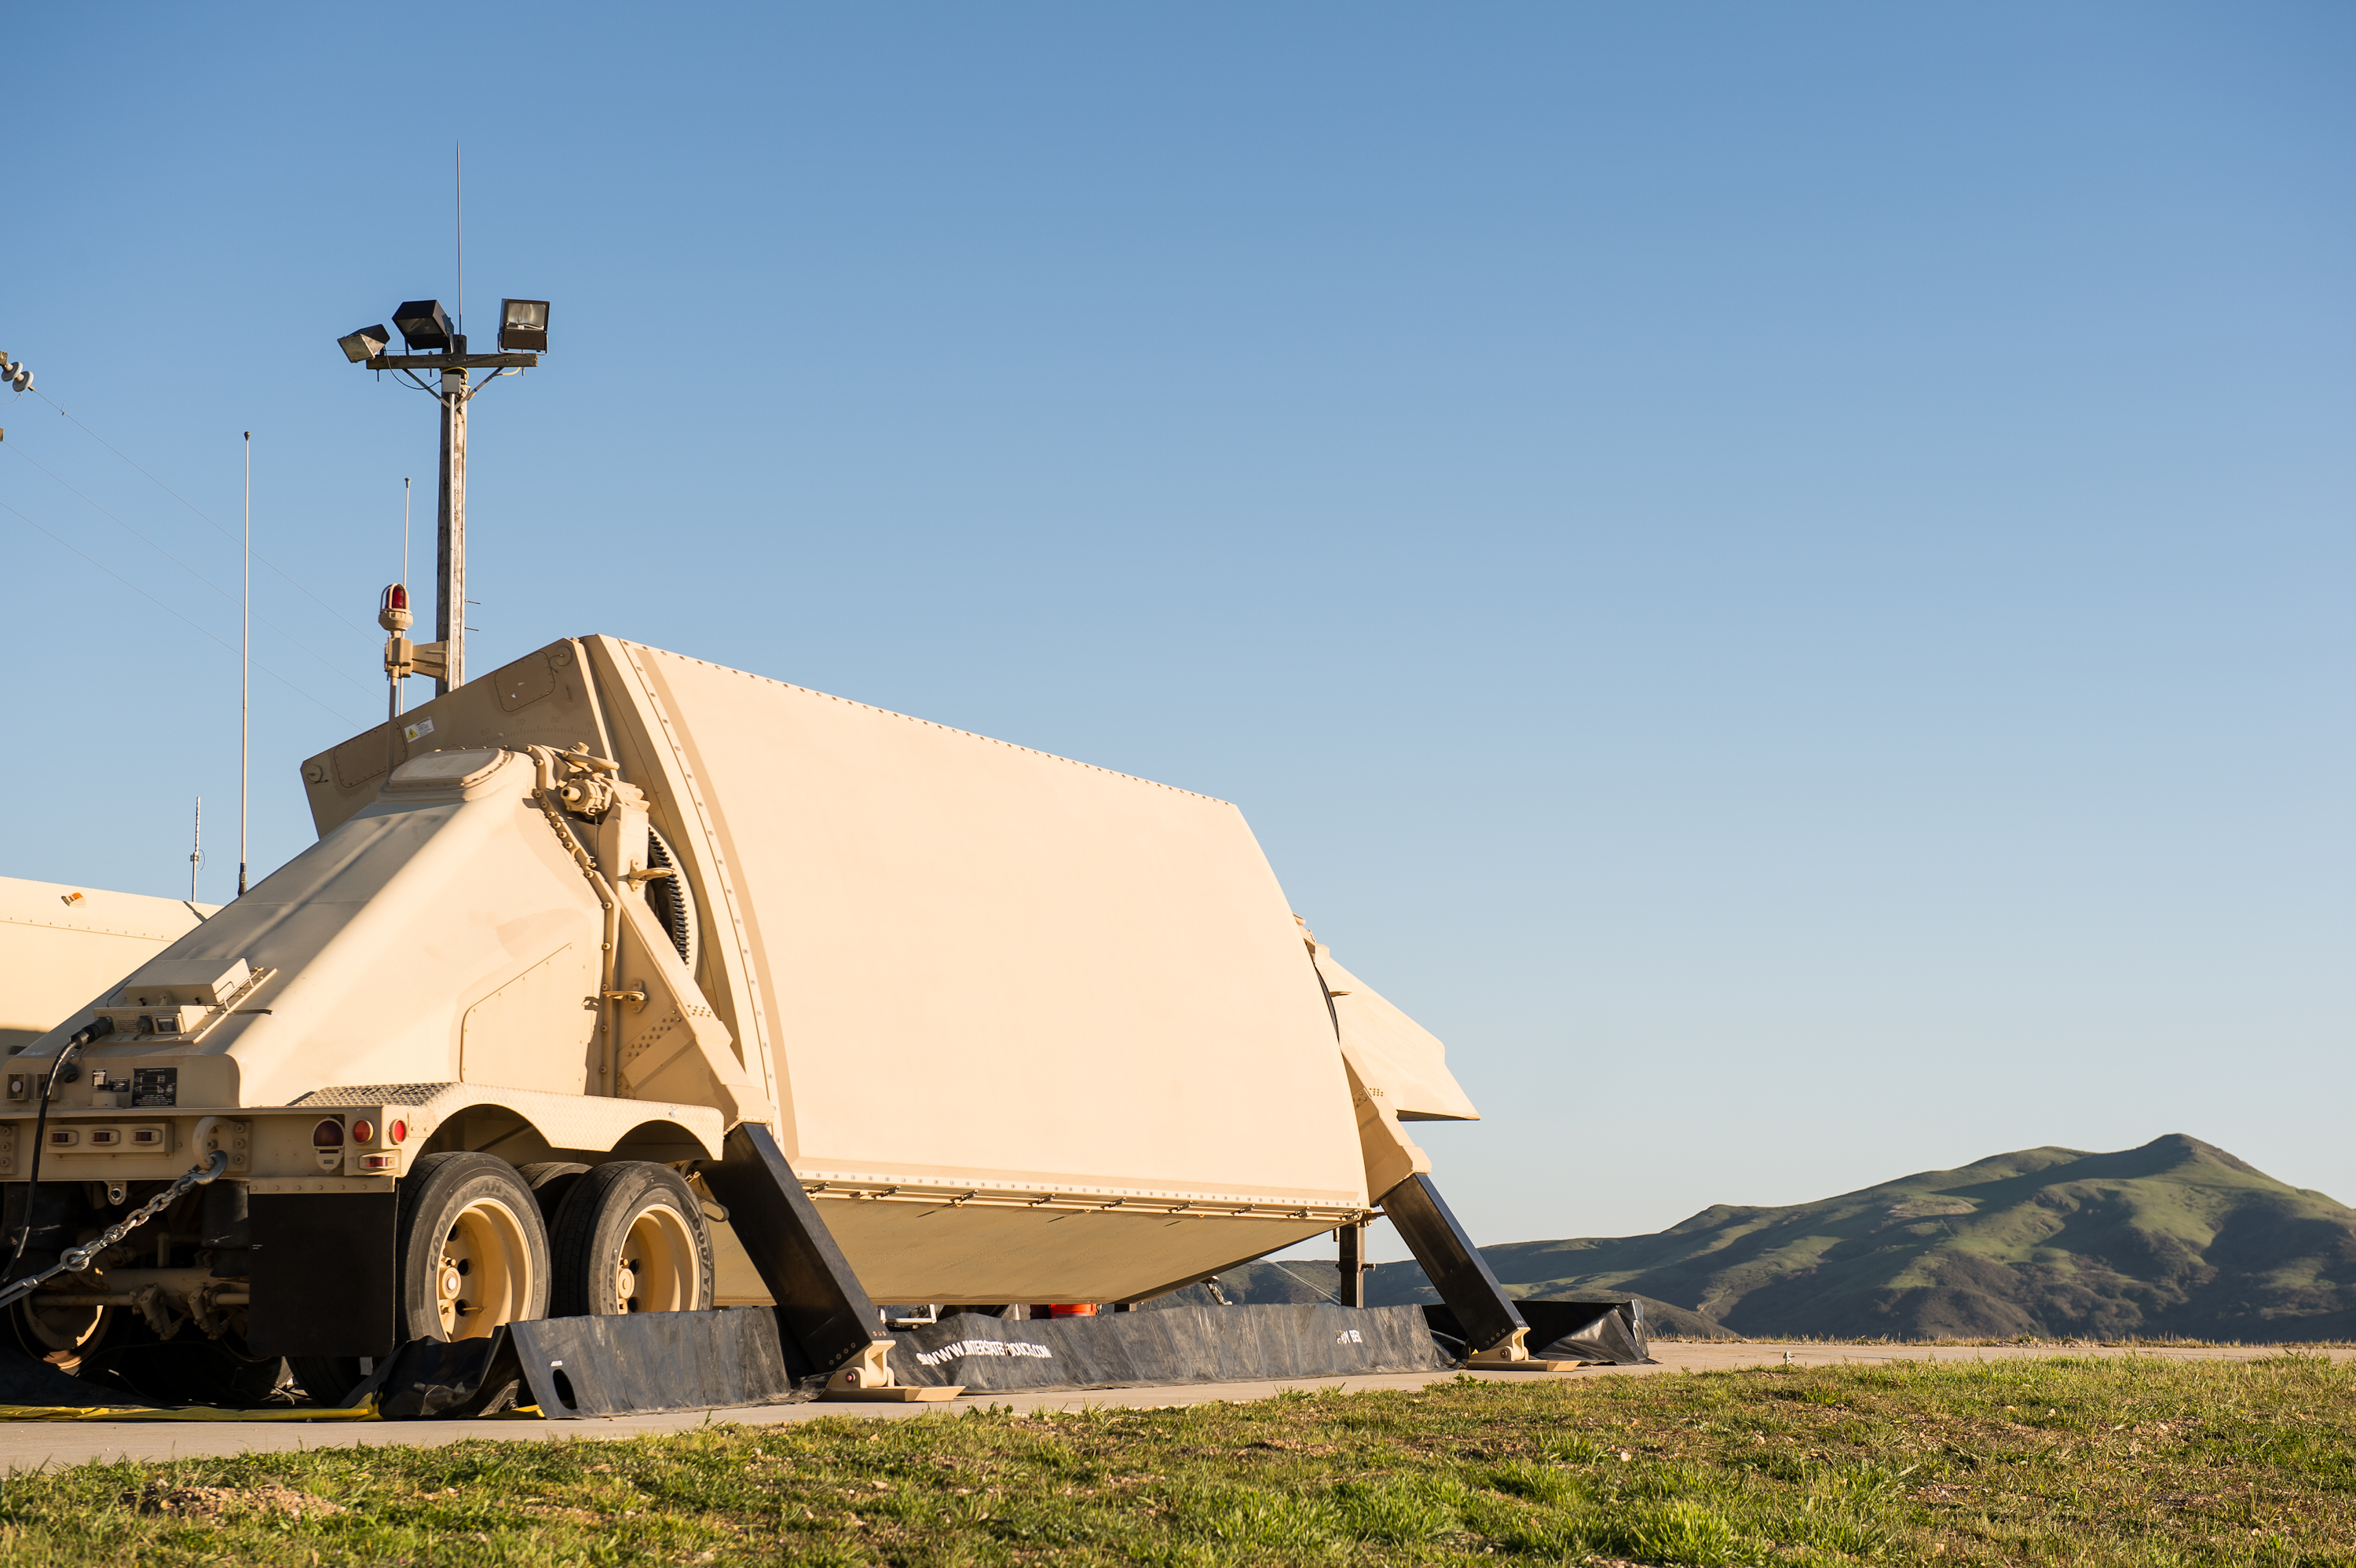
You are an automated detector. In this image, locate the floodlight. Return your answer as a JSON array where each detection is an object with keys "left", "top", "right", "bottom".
[
  {"left": 498, "top": 299, "right": 549, "bottom": 353},
  {"left": 338, "top": 324, "right": 391, "bottom": 364},
  {"left": 392, "top": 300, "right": 454, "bottom": 352}
]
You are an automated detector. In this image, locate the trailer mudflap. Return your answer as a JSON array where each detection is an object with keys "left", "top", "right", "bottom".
[{"left": 247, "top": 1190, "right": 397, "bottom": 1358}]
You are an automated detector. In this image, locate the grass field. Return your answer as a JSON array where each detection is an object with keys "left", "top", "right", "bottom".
[{"left": 2, "top": 1352, "right": 2350, "bottom": 1565}]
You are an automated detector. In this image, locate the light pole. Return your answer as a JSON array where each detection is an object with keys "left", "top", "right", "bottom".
[
  {"left": 0, "top": 351, "right": 31, "bottom": 447},
  {"left": 338, "top": 297, "right": 547, "bottom": 700}
]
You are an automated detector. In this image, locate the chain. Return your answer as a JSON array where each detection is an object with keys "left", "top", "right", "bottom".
[{"left": 0, "top": 1150, "right": 229, "bottom": 1314}]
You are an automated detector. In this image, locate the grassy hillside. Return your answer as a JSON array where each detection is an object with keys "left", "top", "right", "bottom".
[{"left": 1343, "top": 1135, "right": 2356, "bottom": 1341}]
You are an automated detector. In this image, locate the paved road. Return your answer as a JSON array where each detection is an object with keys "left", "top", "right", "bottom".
[{"left": 3, "top": 1340, "right": 2336, "bottom": 1474}]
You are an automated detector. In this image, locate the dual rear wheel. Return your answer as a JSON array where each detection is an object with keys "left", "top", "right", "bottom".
[
  {"left": 294, "top": 1153, "right": 714, "bottom": 1404},
  {"left": 547, "top": 1161, "right": 713, "bottom": 1317}
]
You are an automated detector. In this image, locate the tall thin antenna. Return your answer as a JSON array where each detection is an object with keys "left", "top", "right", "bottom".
[
  {"left": 454, "top": 141, "right": 464, "bottom": 340},
  {"left": 239, "top": 432, "right": 251, "bottom": 898},
  {"left": 190, "top": 797, "right": 203, "bottom": 902}
]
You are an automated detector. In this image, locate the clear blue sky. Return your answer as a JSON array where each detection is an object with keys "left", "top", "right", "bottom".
[{"left": 6, "top": 4, "right": 2349, "bottom": 1257}]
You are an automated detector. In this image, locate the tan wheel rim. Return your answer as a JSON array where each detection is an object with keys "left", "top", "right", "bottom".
[
  {"left": 611, "top": 1201, "right": 698, "bottom": 1314},
  {"left": 436, "top": 1197, "right": 536, "bottom": 1339},
  {"left": 16, "top": 1299, "right": 107, "bottom": 1367}
]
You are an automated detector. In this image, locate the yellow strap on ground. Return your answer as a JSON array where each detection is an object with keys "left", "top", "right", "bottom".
[
  {"left": 0, "top": 1399, "right": 381, "bottom": 1423},
  {"left": 0, "top": 1399, "right": 547, "bottom": 1423}
]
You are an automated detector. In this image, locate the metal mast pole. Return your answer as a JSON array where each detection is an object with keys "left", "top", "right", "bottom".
[
  {"left": 238, "top": 432, "right": 251, "bottom": 897},
  {"left": 190, "top": 797, "right": 202, "bottom": 902},
  {"left": 435, "top": 367, "right": 466, "bottom": 694},
  {"left": 437, "top": 138, "right": 467, "bottom": 698},
  {"left": 397, "top": 477, "right": 412, "bottom": 717}
]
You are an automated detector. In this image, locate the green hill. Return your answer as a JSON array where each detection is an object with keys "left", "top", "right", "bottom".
[{"left": 1271, "top": 1135, "right": 2356, "bottom": 1340}]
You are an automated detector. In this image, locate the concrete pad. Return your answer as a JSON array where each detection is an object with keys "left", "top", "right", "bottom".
[{"left": 2, "top": 1340, "right": 2338, "bottom": 1473}]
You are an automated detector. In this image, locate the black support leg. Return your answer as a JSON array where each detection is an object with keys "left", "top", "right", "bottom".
[
  {"left": 701, "top": 1124, "right": 887, "bottom": 1376},
  {"left": 1337, "top": 1220, "right": 1369, "bottom": 1309},
  {"left": 1380, "top": 1174, "right": 1527, "bottom": 1355}
]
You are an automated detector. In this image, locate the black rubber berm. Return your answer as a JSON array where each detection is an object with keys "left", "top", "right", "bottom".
[{"left": 548, "top": 1161, "right": 714, "bottom": 1317}]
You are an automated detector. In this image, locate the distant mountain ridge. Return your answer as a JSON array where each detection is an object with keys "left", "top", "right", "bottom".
[{"left": 1223, "top": 1135, "right": 2356, "bottom": 1341}]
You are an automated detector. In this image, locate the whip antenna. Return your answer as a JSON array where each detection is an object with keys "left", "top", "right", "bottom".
[{"left": 239, "top": 431, "right": 250, "bottom": 897}]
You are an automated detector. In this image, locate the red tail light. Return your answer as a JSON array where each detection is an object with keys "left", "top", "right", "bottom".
[{"left": 312, "top": 1118, "right": 346, "bottom": 1149}]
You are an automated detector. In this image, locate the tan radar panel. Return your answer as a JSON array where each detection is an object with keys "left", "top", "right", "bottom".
[
  {"left": 585, "top": 639, "right": 1374, "bottom": 1301},
  {"left": 1312, "top": 947, "right": 1479, "bottom": 1122},
  {"left": 0, "top": 877, "right": 215, "bottom": 1053}
]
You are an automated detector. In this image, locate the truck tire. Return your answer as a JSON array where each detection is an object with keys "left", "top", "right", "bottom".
[
  {"left": 548, "top": 1162, "right": 714, "bottom": 1316},
  {"left": 399, "top": 1153, "right": 553, "bottom": 1340},
  {"left": 516, "top": 1161, "right": 591, "bottom": 1226},
  {"left": 8, "top": 1297, "right": 112, "bottom": 1371}
]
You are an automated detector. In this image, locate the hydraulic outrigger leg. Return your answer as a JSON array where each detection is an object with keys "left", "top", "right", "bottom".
[
  {"left": 701, "top": 1124, "right": 960, "bottom": 1401},
  {"left": 1380, "top": 1174, "right": 1582, "bottom": 1370}
]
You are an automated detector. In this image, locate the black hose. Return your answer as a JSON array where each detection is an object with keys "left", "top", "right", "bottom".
[{"left": 2, "top": 1019, "right": 108, "bottom": 1287}]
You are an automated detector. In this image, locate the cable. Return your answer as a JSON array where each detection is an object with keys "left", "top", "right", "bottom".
[
  {"left": 2, "top": 1023, "right": 102, "bottom": 1285},
  {"left": 1268, "top": 1259, "right": 1344, "bottom": 1305},
  {"left": 2, "top": 442, "right": 375, "bottom": 694},
  {"left": 29, "top": 387, "right": 376, "bottom": 643},
  {"left": 4, "top": 440, "right": 375, "bottom": 693},
  {"left": 0, "top": 497, "right": 365, "bottom": 722},
  {"left": 6, "top": 441, "right": 242, "bottom": 600}
]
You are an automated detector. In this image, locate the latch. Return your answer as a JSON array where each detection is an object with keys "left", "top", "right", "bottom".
[{"left": 527, "top": 742, "right": 623, "bottom": 819}]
